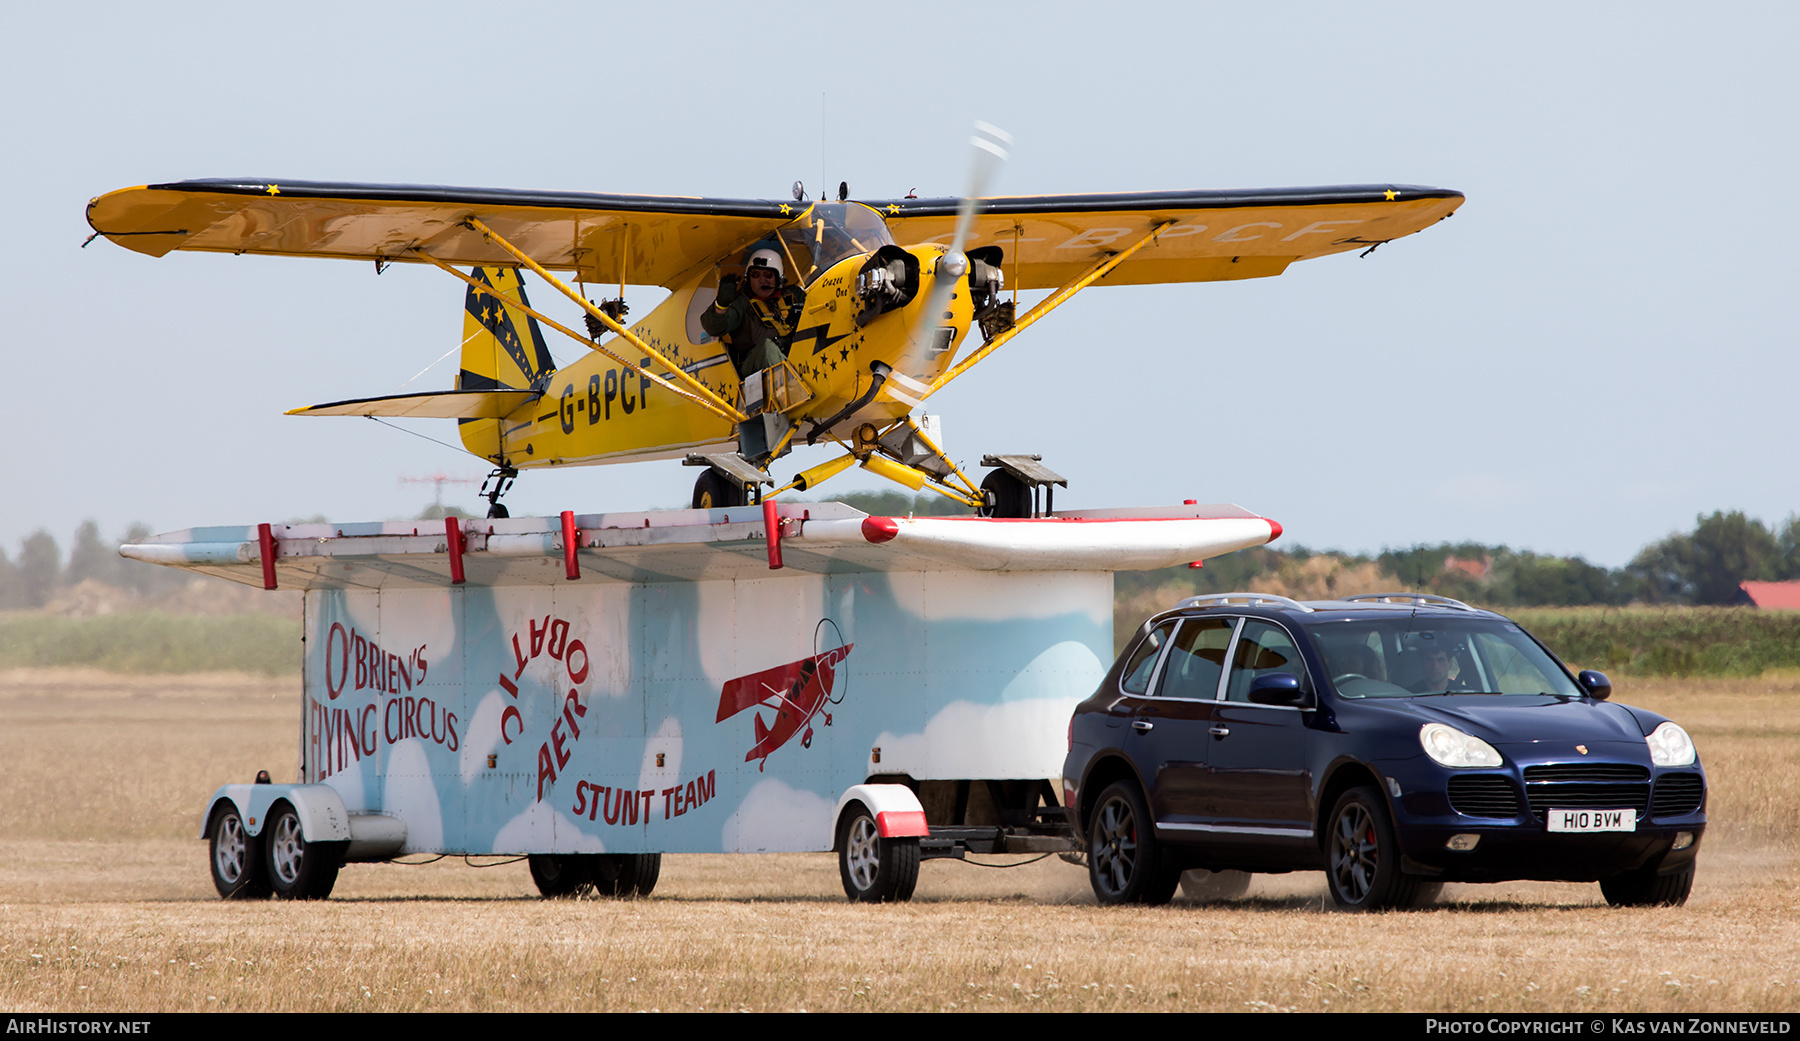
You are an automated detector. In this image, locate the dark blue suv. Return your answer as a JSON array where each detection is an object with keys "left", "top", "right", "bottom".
[{"left": 1062, "top": 593, "right": 1707, "bottom": 910}]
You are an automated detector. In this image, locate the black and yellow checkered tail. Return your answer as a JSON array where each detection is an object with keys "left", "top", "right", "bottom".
[{"left": 457, "top": 267, "right": 555, "bottom": 463}]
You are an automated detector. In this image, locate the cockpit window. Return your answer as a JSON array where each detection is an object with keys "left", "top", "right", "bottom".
[{"left": 776, "top": 203, "right": 894, "bottom": 286}]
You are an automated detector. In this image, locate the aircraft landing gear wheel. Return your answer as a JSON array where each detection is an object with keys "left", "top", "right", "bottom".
[
  {"left": 837, "top": 804, "right": 919, "bottom": 903},
  {"left": 1325, "top": 786, "right": 1426, "bottom": 911},
  {"left": 1600, "top": 863, "right": 1694, "bottom": 907},
  {"left": 978, "top": 469, "right": 1031, "bottom": 519},
  {"left": 264, "top": 805, "right": 343, "bottom": 900},
  {"left": 591, "top": 853, "right": 661, "bottom": 898},
  {"left": 209, "top": 806, "right": 270, "bottom": 900},
  {"left": 1179, "top": 869, "right": 1251, "bottom": 903},
  {"left": 1087, "top": 781, "right": 1179, "bottom": 905},
  {"left": 692, "top": 469, "right": 747, "bottom": 510},
  {"left": 528, "top": 854, "right": 594, "bottom": 898}
]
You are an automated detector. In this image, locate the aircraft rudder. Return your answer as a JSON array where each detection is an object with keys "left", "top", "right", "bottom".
[{"left": 457, "top": 266, "right": 553, "bottom": 461}]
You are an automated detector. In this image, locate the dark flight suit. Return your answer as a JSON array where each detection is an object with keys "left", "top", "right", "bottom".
[{"left": 703, "top": 277, "right": 803, "bottom": 378}]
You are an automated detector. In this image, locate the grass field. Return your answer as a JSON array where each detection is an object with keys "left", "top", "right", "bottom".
[{"left": 1, "top": 667, "right": 1796, "bottom": 1013}]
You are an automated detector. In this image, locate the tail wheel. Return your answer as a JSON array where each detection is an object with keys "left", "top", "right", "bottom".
[
  {"left": 263, "top": 805, "right": 343, "bottom": 900},
  {"left": 978, "top": 469, "right": 1030, "bottom": 518},
  {"left": 592, "top": 853, "right": 661, "bottom": 898},
  {"left": 1086, "top": 781, "right": 1179, "bottom": 906},
  {"left": 692, "top": 470, "right": 747, "bottom": 510},
  {"left": 837, "top": 804, "right": 920, "bottom": 903},
  {"left": 1325, "top": 786, "right": 1427, "bottom": 911},
  {"left": 209, "top": 806, "right": 271, "bottom": 900}
]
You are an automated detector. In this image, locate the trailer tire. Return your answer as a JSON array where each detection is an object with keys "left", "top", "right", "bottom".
[
  {"left": 592, "top": 853, "right": 661, "bottom": 898},
  {"left": 837, "top": 803, "right": 919, "bottom": 903},
  {"left": 264, "top": 804, "right": 343, "bottom": 900},
  {"left": 528, "top": 854, "right": 594, "bottom": 897},
  {"left": 209, "top": 805, "right": 270, "bottom": 900}
]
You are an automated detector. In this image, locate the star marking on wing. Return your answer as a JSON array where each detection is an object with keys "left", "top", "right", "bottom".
[
  {"left": 779, "top": 203, "right": 792, "bottom": 215},
  {"left": 265, "top": 184, "right": 281, "bottom": 196},
  {"left": 1383, "top": 189, "right": 1399, "bottom": 201}
]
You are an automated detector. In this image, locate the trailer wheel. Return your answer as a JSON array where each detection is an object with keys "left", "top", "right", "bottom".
[
  {"left": 592, "top": 853, "right": 661, "bottom": 898},
  {"left": 837, "top": 803, "right": 919, "bottom": 903},
  {"left": 209, "top": 806, "right": 270, "bottom": 900},
  {"left": 264, "top": 805, "right": 342, "bottom": 900},
  {"left": 528, "top": 854, "right": 594, "bottom": 897}
]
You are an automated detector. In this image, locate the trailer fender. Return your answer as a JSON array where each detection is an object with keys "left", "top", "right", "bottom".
[
  {"left": 834, "top": 784, "right": 928, "bottom": 846},
  {"left": 200, "top": 784, "right": 352, "bottom": 842}
]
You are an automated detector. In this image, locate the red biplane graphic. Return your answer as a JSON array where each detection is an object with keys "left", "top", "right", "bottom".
[{"left": 717, "top": 642, "right": 852, "bottom": 770}]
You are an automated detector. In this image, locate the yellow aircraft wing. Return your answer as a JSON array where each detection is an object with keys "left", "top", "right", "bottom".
[
  {"left": 868, "top": 184, "right": 1464, "bottom": 289},
  {"left": 85, "top": 179, "right": 796, "bottom": 288}
]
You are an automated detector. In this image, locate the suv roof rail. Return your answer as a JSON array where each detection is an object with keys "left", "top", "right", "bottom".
[
  {"left": 1340, "top": 593, "right": 1477, "bottom": 611},
  {"left": 1175, "top": 592, "right": 1315, "bottom": 613}
]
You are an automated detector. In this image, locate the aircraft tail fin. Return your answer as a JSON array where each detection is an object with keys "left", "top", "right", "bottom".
[{"left": 457, "top": 267, "right": 555, "bottom": 463}]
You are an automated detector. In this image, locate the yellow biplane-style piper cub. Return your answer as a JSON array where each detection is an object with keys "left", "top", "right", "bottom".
[{"left": 87, "top": 126, "right": 1463, "bottom": 516}]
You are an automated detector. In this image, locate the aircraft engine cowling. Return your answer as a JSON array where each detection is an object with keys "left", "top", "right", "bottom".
[
  {"left": 966, "top": 245, "right": 1006, "bottom": 319},
  {"left": 854, "top": 245, "right": 920, "bottom": 326}
]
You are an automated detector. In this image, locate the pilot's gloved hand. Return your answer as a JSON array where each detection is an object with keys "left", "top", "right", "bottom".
[
  {"left": 716, "top": 274, "right": 740, "bottom": 306},
  {"left": 584, "top": 312, "right": 606, "bottom": 339}
]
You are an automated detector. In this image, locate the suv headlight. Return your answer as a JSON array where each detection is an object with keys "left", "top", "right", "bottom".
[
  {"left": 1646, "top": 721, "right": 1696, "bottom": 767},
  {"left": 1419, "top": 723, "right": 1504, "bottom": 768}
]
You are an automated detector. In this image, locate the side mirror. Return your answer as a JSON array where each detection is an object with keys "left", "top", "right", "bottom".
[
  {"left": 1577, "top": 670, "right": 1612, "bottom": 701},
  {"left": 1248, "top": 672, "right": 1305, "bottom": 706}
]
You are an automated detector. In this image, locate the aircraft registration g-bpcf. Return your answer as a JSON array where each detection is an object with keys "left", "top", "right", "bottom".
[{"left": 87, "top": 126, "right": 1462, "bottom": 515}]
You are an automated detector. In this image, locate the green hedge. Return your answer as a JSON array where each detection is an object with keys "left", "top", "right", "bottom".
[
  {"left": 3, "top": 604, "right": 1795, "bottom": 680},
  {"left": 0, "top": 613, "right": 300, "bottom": 675},
  {"left": 1509, "top": 607, "right": 1800, "bottom": 677}
]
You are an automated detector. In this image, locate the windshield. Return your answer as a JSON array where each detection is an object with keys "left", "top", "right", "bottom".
[
  {"left": 1309, "top": 616, "right": 1580, "bottom": 699},
  {"left": 776, "top": 202, "right": 894, "bottom": 286}
]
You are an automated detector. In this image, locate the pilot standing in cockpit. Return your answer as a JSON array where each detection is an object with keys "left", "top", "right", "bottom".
[{"left": 703, "top": 244, "right": 804, "bottom": 379}]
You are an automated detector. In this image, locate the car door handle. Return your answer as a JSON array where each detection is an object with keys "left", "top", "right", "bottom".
[
  {"left": 1131, "top": 720, "right": 1155, "bottom": 733},
  {"left": 1209, "top": 726, "right": 1230, "bottom": 737}
]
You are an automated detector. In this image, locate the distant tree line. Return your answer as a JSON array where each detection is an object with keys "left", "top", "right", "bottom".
[
  {"left": 0, "top": 521, "right": 191, "bottom": 609},
  {"left": 1124, "top": 510, "right": 1800, "bottom": 609},
  {"left": 2, "top": 507, "right": 1794, "bottom": 612}
]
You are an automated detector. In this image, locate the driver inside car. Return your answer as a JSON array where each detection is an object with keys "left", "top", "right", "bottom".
[{"left": 1409, "top": 646, "right": 1475, "bottom": 693}]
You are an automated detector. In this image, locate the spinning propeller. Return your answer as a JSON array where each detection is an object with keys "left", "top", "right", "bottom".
[{"left": 891, "top": 121, "right": 1011, "bottom": 385}]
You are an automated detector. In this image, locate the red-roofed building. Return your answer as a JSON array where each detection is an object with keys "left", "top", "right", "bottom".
[{"left": 1735, "top": 580, "right": 1800, "bottom": 609}]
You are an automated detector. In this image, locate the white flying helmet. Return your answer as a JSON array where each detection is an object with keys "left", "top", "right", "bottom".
[{"left": 745, "top": 248, "right": 783, "bottom": 278}]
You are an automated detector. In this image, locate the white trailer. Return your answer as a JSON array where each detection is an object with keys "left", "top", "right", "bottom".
[{"left": 122, "top": 501, "right": 1278, "bottom": 901}]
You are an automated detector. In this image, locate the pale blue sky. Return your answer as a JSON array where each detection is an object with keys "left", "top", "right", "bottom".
[{"left": 5, "top": 1, "right": 1794, "bottom": 566}]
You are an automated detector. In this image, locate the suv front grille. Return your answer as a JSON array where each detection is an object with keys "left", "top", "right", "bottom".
[
  {"left": 1651, "top": 773, "right": 1705, "bottom": 817},
  {"left": 1447, "top": 775, "right": 1520, "bottom": 818},
  {"left": 1523, "top": 762, "right": 1650, "bottom": 819}
]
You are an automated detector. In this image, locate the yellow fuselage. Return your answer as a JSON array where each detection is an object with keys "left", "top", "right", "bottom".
[{"left": 478, "top": 243, "right": 971, "bottom": 470}]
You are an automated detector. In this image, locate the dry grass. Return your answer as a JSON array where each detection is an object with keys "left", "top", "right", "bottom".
[{"left": 1, "top": 668, "right": 1797, "bottom": 1013}]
